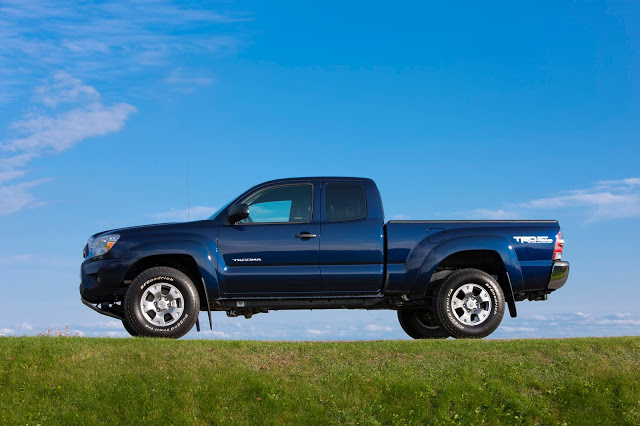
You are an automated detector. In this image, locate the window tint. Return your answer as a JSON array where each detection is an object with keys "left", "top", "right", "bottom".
[
  {"left": 240, "top": 184, "right": 312, "bottom": 223},
  {"left": 325, "top": 183, "right": 367, "bottom": 222}
]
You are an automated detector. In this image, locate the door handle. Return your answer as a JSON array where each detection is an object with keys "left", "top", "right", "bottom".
[{"left": 295, "top": 232, "right": 317, "bottom": 239}]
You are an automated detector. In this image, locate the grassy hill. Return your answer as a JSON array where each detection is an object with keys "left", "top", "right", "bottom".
[{"left": 0, "top": 336, "right": 638, "bottom": 424}]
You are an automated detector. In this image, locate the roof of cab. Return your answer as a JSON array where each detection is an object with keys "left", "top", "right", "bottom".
[{"left": 259, "top": 176, "right": 374, "bottom": 186}]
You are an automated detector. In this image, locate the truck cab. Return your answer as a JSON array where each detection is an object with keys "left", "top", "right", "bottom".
[{"left": 215, "top": 177, "right": 385, "bottom": 296}]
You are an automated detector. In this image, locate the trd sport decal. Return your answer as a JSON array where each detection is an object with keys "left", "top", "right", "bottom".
[{"left": 513, "top": 236, "right": 553, "bottom": 244}]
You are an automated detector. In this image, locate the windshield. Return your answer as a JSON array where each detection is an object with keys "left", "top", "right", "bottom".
[{"left": 207, "top": 199, "right": 234, "bottom": 220}]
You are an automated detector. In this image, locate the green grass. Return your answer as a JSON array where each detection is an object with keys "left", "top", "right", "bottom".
[{"left": 0, "top": 337, "right": 639, "bottom": 425}]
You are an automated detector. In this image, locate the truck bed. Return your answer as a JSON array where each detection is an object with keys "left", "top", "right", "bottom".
[{"left": 385, "top": 220, "right": 560, "bottom": 294}]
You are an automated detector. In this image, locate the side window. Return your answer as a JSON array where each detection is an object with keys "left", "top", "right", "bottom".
[
  {"left": 240, "top": 184, "right": 313, "bottom": 224},
  {"left": 325, "top": 183, "right": 367, "bottom": 222}
]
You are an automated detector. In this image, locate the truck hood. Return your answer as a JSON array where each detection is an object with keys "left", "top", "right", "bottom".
[{"left": 92, "top": 220, "right": 214, "bottom": 239}]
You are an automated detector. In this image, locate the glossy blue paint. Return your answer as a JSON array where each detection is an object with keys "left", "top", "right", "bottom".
[
  {"left": 218, "top": 222, "right": 322, "bottom": 294},
  {"left": 386, "top": 220, "right": 559, "bottom": 294},
  {"left": 120, "top": 239, "right": 220, "bottom": 299},
  {"left": 216, "top": 181, "right": 322, "bottom": 295},
  {"left": 80, "top": 176, "right": 568, "bottom": 315},
  {"left": 318, "top": 179, "right": 384, "bottom": 292}
]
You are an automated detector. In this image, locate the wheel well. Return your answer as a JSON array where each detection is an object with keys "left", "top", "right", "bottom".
[
  {"left": 122, "top": 254, "right": 206, "bottom": 308},
  {"left": 432, "top": 250, "right": 517, "bottom": 317},
  {"left": 436, "top": 250, "right": 505, "bottom": 276}
]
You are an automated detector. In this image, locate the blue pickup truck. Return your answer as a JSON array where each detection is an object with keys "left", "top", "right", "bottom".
[{"left": 80, "top": 177, "right": 569, "bottom": 339}]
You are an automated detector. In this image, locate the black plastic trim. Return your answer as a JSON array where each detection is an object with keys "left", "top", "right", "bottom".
[{"left": 388, "top": 220, "right": 558, "bottom": 224}]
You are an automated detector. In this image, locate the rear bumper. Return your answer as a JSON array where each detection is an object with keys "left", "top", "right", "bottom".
[{"left": 547, "top": 261, "right": 569, "bottom": 290}]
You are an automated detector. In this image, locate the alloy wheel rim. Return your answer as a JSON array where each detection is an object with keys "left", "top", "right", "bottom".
[
  {"left": 140, "top": 282, "right": 185, "bottom": 327},
  {"left": 449, "top": 283, "right": 492, "bottom": 326},
  {"left": 415, "top": 311, "right": 440, "bottom": 330}
]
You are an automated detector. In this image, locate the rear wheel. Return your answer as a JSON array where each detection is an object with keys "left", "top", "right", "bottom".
[
  {"left": 433, "top": 268, "right": 505, "bottom": 339},
  {"left": 124, "top": 267, "right": 200, "bottom": 339},
  {"left": 397, "top": 309, "right": 450, "bottom": 339}
]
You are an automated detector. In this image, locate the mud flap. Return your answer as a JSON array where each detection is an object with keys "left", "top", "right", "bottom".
[{"left": 505, "top": 272, "right": 518, "bottom": 318}]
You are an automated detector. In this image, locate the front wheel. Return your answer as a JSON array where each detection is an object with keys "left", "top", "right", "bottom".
[
  {"left": 122, "top": 320, "right": 140, "bottom": 337},
  {"left": 397, "top": 310, "right": 449, "bottom": 339},
  {"left": 432, "top": 268, "right": 505, "bottom": 339},
  {"left": 124, "top": 267, "right": 200, "bottom": 339}
]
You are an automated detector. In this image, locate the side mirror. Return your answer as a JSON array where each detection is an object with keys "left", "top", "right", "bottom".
[{"left": 227, "top": 203, "right": 249, "bottom": 225}]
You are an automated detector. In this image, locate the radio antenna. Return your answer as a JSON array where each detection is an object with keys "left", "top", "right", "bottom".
[{"left": 187, "top": 166, "right": 190, "bottom": 222}]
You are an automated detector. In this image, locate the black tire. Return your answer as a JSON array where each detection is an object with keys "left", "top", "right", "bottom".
[
  {"left": 432, "top": 268, "right": 505, "bottom": 339},
  {"left": 398, "top": 309, "right": 450, "bottom": 339},
  {"left": 122, "top": 320, "right": 140, "bottom": 337},
  {"left": 124, "top": 267, "right": 200, "bottom": 339}
]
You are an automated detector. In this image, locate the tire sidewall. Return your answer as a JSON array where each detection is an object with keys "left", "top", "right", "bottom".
[
  {"left": 398, "top": 309, "right": 449, "bottom": 339},
  {"left": 125, "top": 268, "right": 199, "bottom": 338},
  {"left": 434, "top": 269, "right": 504, "bottom": 338},
  {"left": 122, "top": 319, "right": 140, "bottom": 337}
]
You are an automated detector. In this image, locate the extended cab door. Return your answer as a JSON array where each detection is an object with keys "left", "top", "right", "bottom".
[
  {"left": 217, "top": 182, "right": 322, "bottom": 295},
  {"left": 319, "top": 180, "right": 385, "bottom": 293}
]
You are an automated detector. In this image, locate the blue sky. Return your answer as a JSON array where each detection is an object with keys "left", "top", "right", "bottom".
[{"left": 0, "top": 0, "right": 639, "bottom": 339}]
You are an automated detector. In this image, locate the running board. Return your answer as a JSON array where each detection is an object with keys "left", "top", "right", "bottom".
[{"left": 217, "top": 295, "right": 391, "bottom": 311}]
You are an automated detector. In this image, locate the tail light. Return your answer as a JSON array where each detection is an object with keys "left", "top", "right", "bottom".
[{"left": 553, "top": 230, "right": 564, "bottom": 260}]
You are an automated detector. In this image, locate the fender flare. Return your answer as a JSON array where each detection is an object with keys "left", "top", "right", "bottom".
[
  {"left": 120, "top": 240, "right": 220, "bottom": 302},
  {"left": 411, "top": 235, "right": 524, "bottom": 303}
]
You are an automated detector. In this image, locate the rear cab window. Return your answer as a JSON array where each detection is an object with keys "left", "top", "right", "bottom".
[{"left": 325, "top": 182, "right": 367, "bottom": 222}]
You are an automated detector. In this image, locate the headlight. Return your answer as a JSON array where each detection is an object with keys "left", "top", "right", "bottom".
[{"left": 87, "top": 234, "right": 120, "bottom": 258}]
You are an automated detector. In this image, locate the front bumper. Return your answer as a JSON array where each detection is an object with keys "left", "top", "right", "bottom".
[
  {"left": 547, "top": 261, "right": 570, "bottom": 290},
  {"left": 79, "top": 257, "right": 135, "bottom": 303}
]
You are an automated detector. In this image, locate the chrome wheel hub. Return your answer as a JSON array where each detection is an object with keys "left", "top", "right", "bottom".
[
  {"left": 450, "top": 283, "right": 492, "bottom": 326},
  {"left": 464, "top": 298, "right": 477, "bottom": 310},
  {"left": 140, "top": 283, "right": 184, "bottom": 327}
]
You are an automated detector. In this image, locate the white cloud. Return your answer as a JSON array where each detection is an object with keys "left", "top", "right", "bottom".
[
  {"left": 0, "top": 1, "right": 247, "bottom": 216},
  {"left": 492, "top": 312, "right": 640, "bottom": 339},
  {"left": 199, "top": 330, "right": 230, "bottom": 338},
  {"left": 165, "top": 68, "right": 214, "bottom": 92},
  {"left": 456, "top": 208, "right": 522, "bottom": 220},
  {"left": 85, "top": 320, "right": 122, "bottom": 330},
  {"left": 35, "top": 71, "right": 100, "bottom": 108},
  {"left": 500, "top": 326, "right": 537, "bottom": 333},
  {"left": 0, "top": 170, "right": 25, "bottom": 184},
  {"left": 1, "top": 253, "right": 34, "bottom": 263},
  {"left": 0, "top": 0, "right": 247, "bottom": 100},
  {"left": 0, "top": 179, "right": 49, "bottom": 215},
  {"left": 596, "top": 178, "right": 640, "bottom": 187},
  {"left": 5, "top": 309, "right": 639, "bottom": 340},
  {"left": 364, "top": 324, "right": 393, "bottom": 332},
  {"left": 4, "top": 102, "right": 136, "bottom": 153},
  {"left": 0, "top": 74, "right": 135, "bottom": 216},
  {"left": 152, "top": 206, "right": 218, "bottom": 222},
  {"left": 456, "top": 178, "right": 640, "bottom": 222},
  {"left": 0, "top": 153, "right": 38, "bottom": 170}
]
